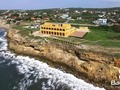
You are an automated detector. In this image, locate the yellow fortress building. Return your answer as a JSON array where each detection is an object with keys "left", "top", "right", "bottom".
[{"left": 40, "top": 22, "right": 75, "bottom": 37}]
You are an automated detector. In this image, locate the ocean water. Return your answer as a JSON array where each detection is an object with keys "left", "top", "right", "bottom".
[{"left": 0, "top": 28, "right": 105, "bottom": 90}]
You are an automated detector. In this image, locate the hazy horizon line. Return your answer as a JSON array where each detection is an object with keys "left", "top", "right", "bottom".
[{"left": 0, "top": 6, "right": 120, "bottom": 10}]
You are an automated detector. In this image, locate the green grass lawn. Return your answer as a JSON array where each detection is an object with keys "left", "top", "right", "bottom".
[
  {"left": 84, "top": 26, "right": 112, "bottom": 41},
  {"left": 82, "top": 26, "right": 120, "bottom": 47},
  {"left": 69, "top": 20, "right": 92, "bottom": 24},
  {"left": 12, "top": 25, "right": 38, "bottom": 37},
  {"left": 47, "top": 19, "right": 66, "bottom": 23}
]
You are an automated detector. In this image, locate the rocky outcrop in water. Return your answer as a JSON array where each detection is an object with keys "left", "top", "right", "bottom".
[{"left": 7, "top": 29, "right": 120, "bottom": 90}]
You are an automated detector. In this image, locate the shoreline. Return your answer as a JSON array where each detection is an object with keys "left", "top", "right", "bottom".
[{"left": 0, "top": 20, "right": 120, "bottom": 90}]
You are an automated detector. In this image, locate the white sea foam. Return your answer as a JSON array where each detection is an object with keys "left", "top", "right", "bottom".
[
  {"left": 0, "top": 37, "right": 7, "bottom": 51},
  {"left": 0, "top": 31, "right": 105, "bottom": 90},
  {"left": 0, "top": 51, "right": 105, "bottom": 90}
]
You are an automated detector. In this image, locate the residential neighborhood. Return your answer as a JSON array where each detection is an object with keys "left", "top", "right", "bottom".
[{"left": 0, "top": 8, "right": 120, "bottom": 28}]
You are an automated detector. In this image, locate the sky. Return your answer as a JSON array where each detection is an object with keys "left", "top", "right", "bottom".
[{"left": 0, "top": 0, "right": 120, "bottom": 9}]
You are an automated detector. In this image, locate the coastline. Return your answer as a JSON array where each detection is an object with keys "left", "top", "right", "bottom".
[{"left": 0, "top": 20, "right": 120, "bottom": 90}]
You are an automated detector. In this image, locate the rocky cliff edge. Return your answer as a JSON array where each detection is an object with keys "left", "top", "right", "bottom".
[{"left": 7, "top": 29, "right": 120, "bottom": 90}]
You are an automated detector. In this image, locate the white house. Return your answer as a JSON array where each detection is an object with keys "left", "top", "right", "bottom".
[
  {"left": 77, "top": 17, "right": 82, "bottom": 20},
  {"left": 61, "top": 14, "right": 69, "bottom": 19},
  {"left": 93, "top": 19, "right": 107, "bottom": 25}
]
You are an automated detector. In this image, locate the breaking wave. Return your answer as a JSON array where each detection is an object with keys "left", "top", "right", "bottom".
[{"left": 0, "top": 29, "right": 105, "bottom": 90}]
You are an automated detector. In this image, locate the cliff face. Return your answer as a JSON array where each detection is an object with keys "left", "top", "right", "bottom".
[{"left": 7, "top": 29, "right": 120, "bottom": 90}]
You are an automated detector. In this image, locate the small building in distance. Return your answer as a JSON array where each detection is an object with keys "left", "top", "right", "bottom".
[
  {"left": 40, "top": 22, "right": 75, "bottom": 37},
  {"left": 78, "top": 27, "right": 90, "bottom": 32},
  {"left": 93, "top": 19, "right": 107, "bottom": 25},
  {"left": 61, "top": 14, "right": 69, "bottom": 19}
]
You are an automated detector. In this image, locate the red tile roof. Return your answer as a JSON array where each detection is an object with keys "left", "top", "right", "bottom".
[{"left": 70, "top": 31, "right": 87, "bottom": 38}]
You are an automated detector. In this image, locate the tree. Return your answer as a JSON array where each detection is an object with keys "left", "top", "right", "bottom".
[{"left": 113, "top": 25, "right": 120, "bottom": 33}]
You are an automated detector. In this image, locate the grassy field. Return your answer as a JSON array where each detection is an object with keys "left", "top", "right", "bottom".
[
  {"left": 80, "top": 26, "right": 120, "bottom": 47},
  {"left": 69, "top": 20, "right": 92, "bottom": 24},
  {"left": 12, "top": 25, "right": 38, "bottom": 37},
  {"left": 47, "top": 19, "right": 66, "bottom": 23}
]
